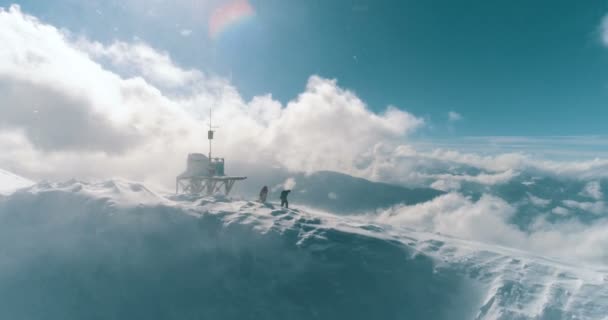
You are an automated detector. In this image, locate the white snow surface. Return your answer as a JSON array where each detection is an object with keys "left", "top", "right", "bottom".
[
  {"left": 0, "top": 169, "right": 34, "bottom": 195},
  {"left": 2, "top": 178, "right": 608, "bottom": 319}
]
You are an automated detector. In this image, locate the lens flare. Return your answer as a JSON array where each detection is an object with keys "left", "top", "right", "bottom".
[{"left": 208, "top": 0, "right": 255, "bottom": 39}]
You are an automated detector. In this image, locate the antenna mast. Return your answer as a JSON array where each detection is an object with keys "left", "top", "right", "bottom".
[
  {"left": 208, "top": 107, "right": 214, "bottom": 160},
  {"left": 175, "top": 83, "right": 246, "bottom": 195}
]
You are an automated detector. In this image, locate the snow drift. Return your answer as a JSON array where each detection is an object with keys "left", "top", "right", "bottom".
[{"left": 0, "top": 179, "right": 606, "bottom": 320}]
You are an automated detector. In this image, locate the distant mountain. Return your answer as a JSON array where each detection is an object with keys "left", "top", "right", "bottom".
[
  {"left": 278, "top": 171, "right": 443, "bottom": 213},
  {"left": 237, "top": 168, "right": 444, "bottom": 213}
]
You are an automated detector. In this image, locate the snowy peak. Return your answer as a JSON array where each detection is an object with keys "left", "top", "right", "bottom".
[{"left": 0, "top": 169, "right": 34, "bottom": 195}]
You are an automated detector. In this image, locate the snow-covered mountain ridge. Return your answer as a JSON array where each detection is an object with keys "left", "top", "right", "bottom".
[
  {"left": 0, "top": 179, "right": 606, "bottom": 319},
  {"left": 0, "top": 168, "right": 34, "bottom": 195}
]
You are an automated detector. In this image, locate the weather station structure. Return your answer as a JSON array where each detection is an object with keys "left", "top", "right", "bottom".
[{"left": 176, "top": 110, "right": 246, "bottom": 196}]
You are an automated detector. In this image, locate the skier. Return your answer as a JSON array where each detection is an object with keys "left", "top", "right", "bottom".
[
  {"left": 259, "top": 185, "right": 268, "bottom": 203},
  {"left": 280, "top": 189, "right": 291, "bottom": 208}
]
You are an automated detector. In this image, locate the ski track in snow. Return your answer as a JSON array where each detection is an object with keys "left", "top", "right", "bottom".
[{"left": 1, "top": 178, "right": 608, "bottom": 319}]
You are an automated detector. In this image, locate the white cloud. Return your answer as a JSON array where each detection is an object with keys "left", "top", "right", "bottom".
[
  {"left": 551, "top": 206, "right": 570, "bottom": 216},
  {"left": 328, "top": 192, "right": 338, "bottom": 200},
  {"left": 272, "top": 177, "right": 296, "bottom": 193},
  {"left": 377, "top": 192, "right": 608, "bottom": 264},
  {"left": 448, "top": 111, "right": 462, "bottom": 122},
  {"left": 0, "top": 78, "right": 142, "bottom": 152},
  {"left": 180, "top": 29, "right": 192, "bottom": 37},
  {"left": 562, "top": 199, "right": 606, "bottom": 215},
  {"left": 532, "top": 158, "right": 608, "bottom": 179},
  {"left": 283, "top": 177, "right": 296, "bottom": 190},
  {"left": 78, "top": 39, "right": 202, "bottom": 88},
  {"left": 370, "top": 146, "right": 608, "bottom": 186},
  {"left": 378, "top": 193, "right": 525, "bottom": 247},
  {"left": 259, "top": 78, "right": 423, "bottom": 173},
  {"left": 0, "top": 6, "right": 425, "bottom": 188},
  {"left": 528, "top": 193, "right": 551, "bottom": 207},
  {"left": 430, "top": 179, "right": 461, "bottom": 191},
  {"left": 581, "top": 181, "right": 603, "bottom": 200},
  {"left": 424, "top": 170, "right": 517, "bottom": 186},
  {"left": 421, "top": 149, "right": 526, "bottom": 172}
]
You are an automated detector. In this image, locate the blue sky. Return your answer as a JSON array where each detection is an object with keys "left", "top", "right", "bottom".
[{"left": 3, "top": 0, "right": 608, "bottom": 139}]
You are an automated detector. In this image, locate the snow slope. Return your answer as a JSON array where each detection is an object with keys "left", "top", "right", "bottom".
[
  {"left": 0, "top": 169, "right": 33, "bottom": 195},
  {"left": 0, "top": 180, "right": 606, "bottom": 319}
]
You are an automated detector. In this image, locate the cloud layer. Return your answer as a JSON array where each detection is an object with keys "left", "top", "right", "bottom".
[
  {"left": 377, "top": 191, "right": 608, "bottom": 264},
  {"left": 2, "top": 5, "right": 608, "bottom": 192},
  {"left": 0, "top": 5, "right": 424, "bottom": 188},
  {"left": 2, "top": 4, "right": 608, "bottom": 192}
]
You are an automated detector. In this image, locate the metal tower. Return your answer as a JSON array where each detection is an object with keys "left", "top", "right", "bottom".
[{"left": 176, "top": 107, "right": 246, "bottom": 195}]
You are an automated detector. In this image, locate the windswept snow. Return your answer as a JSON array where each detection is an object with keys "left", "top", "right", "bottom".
[
  {"left": 0, "top": 169, "right": 33, "bottom": 195},
  {"left": 27, "top": 179, "right": 165, "bottom": 206},
  {"left": 0, "top": 179, "right": 607, "bottom": 319}
]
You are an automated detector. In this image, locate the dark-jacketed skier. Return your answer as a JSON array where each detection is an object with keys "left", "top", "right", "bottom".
[
  {"left": 280, "top": 189, "right": 291, "bottom": 208},
  {"left": 259, "top": 186, "right": 268, "bottom": 203}
]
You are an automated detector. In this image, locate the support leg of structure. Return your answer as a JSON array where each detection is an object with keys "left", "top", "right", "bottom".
[
  {"left": 224, "top": 180, "right": 236, "bottom": 195},
  {"left": 206, "top": 180, "right": 218, "bottom": 195},
  {"left": 215, "top": 182, "right": 223, "bottom": 194}
]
